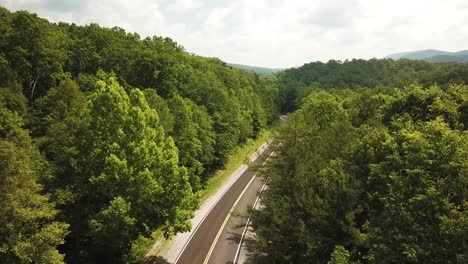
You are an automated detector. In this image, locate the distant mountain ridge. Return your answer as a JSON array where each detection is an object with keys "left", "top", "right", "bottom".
[
  {"left": 386, "top": 49, "right": 468, "bottom": 63},
  {"left": 227, "top": 63, "right": 284, "bottom": 75}
]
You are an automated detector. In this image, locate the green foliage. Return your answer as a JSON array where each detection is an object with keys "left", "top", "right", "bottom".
[
  {"left": 124, "top": 230, "right": 162, "bottom": 264},
  {"left": 6, "top": 11, "right": 68, "bottom": 103},
  {"left": 88, "top": 197, "right": 136, "bottom": 257},
  {"left": 250, "top": 85, "right": 468, "bottom": 263},
  {"left": 36, "top": 79, "right": 88, "bottom": 180},
  {"left": 167, "top": 95, "right": 215, "bottom": 190},
  {"left": 363, "top": 118, "right": 467, "bottom": 263},
  {"left": 249, "top": 92, "right": 359, "bottom": 263},
  {"left": 80, "top": 76, "right": 197, "bottom": 261},
  {"left": 2, "top": 5, "right": 468, "bottom": 264},
  {"left": 0, "top": 7, "right": 277, "bottom": 263},
  {"left": 277, "top": 58, "right": 468, "bottom": 112},
  {"left": 0, "top": 103, "right": 69, "bottom": 264},
  {"left": 143, "top": 89, "right": 174, "bottom": 133},
  {"left": 0, "top": 84, "right": 28, "bottom": 118},
  {"left": 328, "top": 246, "right": 352, "bottom": 264}
]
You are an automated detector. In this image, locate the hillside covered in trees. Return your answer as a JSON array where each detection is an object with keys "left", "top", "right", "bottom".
[
  {"left": 276, "top": 58, "right": 468, "bottom": 112},
  {"left": 1, "top": 6, "right": 467, "bottom": 264},
  {"left": 0, "top": 7, "right": 280, "bottom": 263},
  {"left": 249, "top": 62, "right": 468, "bottom": 263}
]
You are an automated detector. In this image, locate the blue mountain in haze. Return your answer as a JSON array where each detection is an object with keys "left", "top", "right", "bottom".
[{"left": 386, "top": 49, "right": 468, "bottom": 63}]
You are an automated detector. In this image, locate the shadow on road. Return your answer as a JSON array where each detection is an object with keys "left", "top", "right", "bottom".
[
  {"left": 142, "top": 255, "right": 171, "bottom": 264},
  {"left": 226, "top": 231, "right": 241, "bottom": 245}
]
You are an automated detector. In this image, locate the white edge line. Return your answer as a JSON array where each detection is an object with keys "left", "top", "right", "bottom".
[
  {"left": 204, "top": 151, "right": 274, "bottom": 264},
  {"left": 232, "top": 176, "right": 270, "bottom": 264},
  {"left": 203, "top": 175, "right": 258, "bottom": 264},
  {"left": 173, "top": 144, "right": 269, "bottom": 264}
]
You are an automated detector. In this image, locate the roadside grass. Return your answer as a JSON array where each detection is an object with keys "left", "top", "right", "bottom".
[
  {"left": 198, "top": 129, "right": 273, "bottom": 202},
  {"left": 136, "top": 129, "right": 274, "bottom": 263}
]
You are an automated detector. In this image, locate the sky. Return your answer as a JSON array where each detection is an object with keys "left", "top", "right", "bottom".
[{"left": 2, "top": 0, "right": 468, "bottom": 68}]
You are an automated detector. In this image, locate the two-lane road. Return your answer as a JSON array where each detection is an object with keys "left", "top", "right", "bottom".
[{"left": 174, "top": 148, "right": 272, "bottom": 264}]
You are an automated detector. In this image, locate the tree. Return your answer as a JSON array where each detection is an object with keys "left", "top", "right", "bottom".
[
  {"left": 364, "top": 118, "right": 467, "bottom": 263},
  {"left": 36, "top": 79, "right": 88, "bottom": 188},
  {"left": 32, "top": 79, "right": 89, "bottom": 262},
  {"left": 249, "top": 91, "right": 358, "bottom": 263},
  {"left": 167, "top": 95, "right": 215, "bottom": 190},
  {"left": 143, "top": 88, "right": 174, "bottom": 134},
  {"left": 0, "top": 102, "right": 69, "bottom": 264},
  {"left": 7, "top": 11, "right": 68, "bottom": 103},
  {"left": 0, "top": 7, "right": 277, "bottom": 263},
  {"left": 328, "top": 246, "right": 352, "bottom": 264},
  {"left": 83, "top": 76, "right": 196, "bottom": 261},
  {"left": 249, "top": 87, "right": 467, "bottom": 263}
]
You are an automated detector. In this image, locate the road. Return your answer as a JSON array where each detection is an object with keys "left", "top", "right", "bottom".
[{"left": 174, "top": 148, "right": 272, "bottom": 264}]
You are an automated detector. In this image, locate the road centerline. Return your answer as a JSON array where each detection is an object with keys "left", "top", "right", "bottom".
[
  {"left": 174, "top": 148, "right": 273, "bottom": 264},
  {"left": 203, "top": 175, "right": 257, "bottom": 264}
]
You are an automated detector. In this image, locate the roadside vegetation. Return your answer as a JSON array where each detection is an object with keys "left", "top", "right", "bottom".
[
  {"left": 1, "top": 6, "right": 467, "bottom": 264},
  {"left": 248, "top": 62, "right": 468, "bottom": 263},
  {"left": 0, "top": 7, "right": 279, "bottom": 263}
]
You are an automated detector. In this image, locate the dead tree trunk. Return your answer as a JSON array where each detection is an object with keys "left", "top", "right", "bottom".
[{"left": 29, "top": 75, "right": 39, "bottom": 105}]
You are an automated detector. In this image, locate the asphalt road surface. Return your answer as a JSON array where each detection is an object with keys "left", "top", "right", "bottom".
[{"left": 174, "top": 148, "right": 272, "bottom": 264}]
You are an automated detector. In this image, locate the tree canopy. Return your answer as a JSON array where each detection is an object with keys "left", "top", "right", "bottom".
[
  {"left": 1, "top": 5, "right": 467, "bottom": 264},
  {"left": 0, "top": 7, "right": 277, "bottom": 263},
  {"left": 249, "top": 84, "right": 468, "bottom": 263}
]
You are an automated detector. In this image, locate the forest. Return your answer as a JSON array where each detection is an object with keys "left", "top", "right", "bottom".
[
  {"left": 0, "top": 7, "right": 279, "bottom": 264},
  {"left": 276, "top": 58, "right": 468, "bottom": 112},
  {"left": 249, "top": 67, "right": 468, "bottom": 262},
  {"left": 0, "top": 6, "right": 467, "bottom": 264}
]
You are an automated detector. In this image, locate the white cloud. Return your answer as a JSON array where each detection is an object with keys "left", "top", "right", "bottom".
[
  {"left": 1, "top": 0, "right": 468, "bottom": 67},
  {"left": 167, "top": 0, "right": 202, "bottom": 14}
]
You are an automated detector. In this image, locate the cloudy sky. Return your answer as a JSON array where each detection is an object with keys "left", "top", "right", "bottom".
[{"left": 2, "top": 0, "right": 468, "bottom": 68}]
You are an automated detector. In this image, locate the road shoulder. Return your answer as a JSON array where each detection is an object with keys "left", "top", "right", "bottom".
[{"left": 145, "top": 142, "right": 269, "bottom": 263}]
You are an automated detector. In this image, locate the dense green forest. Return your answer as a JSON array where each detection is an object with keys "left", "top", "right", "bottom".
[
  {"left": 1, "top": 6, "right": 467, "bottom": 264},
  {"left": 276, "top": 58, "right": 468, "bottom": 112},
  {"left": 0, "top": 7, "right": 280, "bottom": 263},
  {"left": 249, "top": 66, "right": 468, "bottom": 262}
]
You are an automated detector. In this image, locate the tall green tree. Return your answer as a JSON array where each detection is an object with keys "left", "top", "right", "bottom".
[
  {"left": 249, "top": 92, "right": 358, "bottom": 263},
  {"left": 167, "top": 95, "right": 215, "bottom": 190},
  {"left": 0, "top": 102, "right": 69, "bottom": 264},
  {"left": 83, "top": 76, "right": 196, "bottom": 261},
  {"left": 362, "top": 118, "right": 467, "bottom": 263}
]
